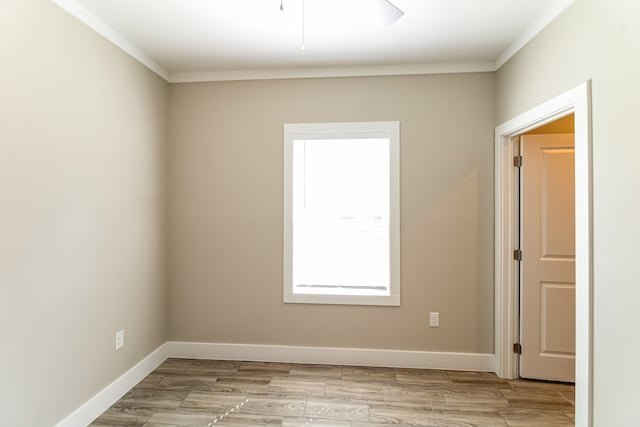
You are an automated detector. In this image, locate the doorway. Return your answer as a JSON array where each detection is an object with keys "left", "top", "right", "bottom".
[{"left": 494, "top": 82, "right": 592, "bottom": 426}]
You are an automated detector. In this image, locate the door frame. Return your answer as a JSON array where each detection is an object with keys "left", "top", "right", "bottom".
[{"left": 494, "top": 81, "right": 592, "bottom": 426}]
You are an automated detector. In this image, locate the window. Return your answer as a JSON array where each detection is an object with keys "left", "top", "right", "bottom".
[{"left": 284, "top": 122, "right": 400, "bottom": 306}]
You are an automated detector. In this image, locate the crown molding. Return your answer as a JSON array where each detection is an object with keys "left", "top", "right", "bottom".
[
  {"left": 51, "top": 0, "right": 170, "bottom": 80},
  {"left": 168, "top": 62, "right": 496, "bottom": 83},
  {"left": 495, "top": 0, "right": 575, "bottom": 69}
]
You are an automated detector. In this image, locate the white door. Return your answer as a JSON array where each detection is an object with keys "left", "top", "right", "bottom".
[{"left": 519, "top": 134, "right": 575, "bottom": 382}]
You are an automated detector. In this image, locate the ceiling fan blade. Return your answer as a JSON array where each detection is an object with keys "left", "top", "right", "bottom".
[{"left": 377, "top": 0, "right": 405, "bottom": 26}]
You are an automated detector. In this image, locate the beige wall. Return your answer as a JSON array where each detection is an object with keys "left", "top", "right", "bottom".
[
  {"left": 496, "top": 0, "right": 640, "bottom": 424},
  {"left": 168, "top": 74, "right": 496, "bottom": 353},
  {"left": 0, "top": 1, "right": 169, "bottom": 426}
]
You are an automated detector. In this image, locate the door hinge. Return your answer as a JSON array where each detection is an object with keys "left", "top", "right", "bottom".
[
  {"left": 513, "top": 155, "right": 523, "bottom": 167},
  {"left": 513, "top": 343, "right": 522, "bottom": 354},
  {"left": 513, "top": 249, "right": 522, "bottom": 261}
]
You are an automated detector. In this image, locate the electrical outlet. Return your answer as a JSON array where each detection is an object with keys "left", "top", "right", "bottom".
[
  {"left": 429, "top": 312, "right": 440, "bottom": 328},
  {"left": 115, "top": 330, "right": 125, "bottom": 350}
]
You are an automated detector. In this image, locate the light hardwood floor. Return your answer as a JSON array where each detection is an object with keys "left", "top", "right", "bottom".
[{"left": 91, "top": 359, "right": 574, "bottom": 426}]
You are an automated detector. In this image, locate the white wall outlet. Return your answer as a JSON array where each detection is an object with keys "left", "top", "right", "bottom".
[
  {"left": 115, "top": 329, "right": 125, "bottom": 350},
  {"left": 429, "top": 312, "right": 440, "bottom": 327}
]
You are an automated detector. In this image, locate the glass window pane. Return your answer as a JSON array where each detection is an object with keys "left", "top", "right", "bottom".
[{"left": 292, "top": 138, "right": 390, "bottom": 295}]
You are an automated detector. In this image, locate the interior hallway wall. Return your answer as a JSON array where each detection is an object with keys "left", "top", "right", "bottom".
[{"left": 525, "top": 114, "right": 574, "bottom": 134}]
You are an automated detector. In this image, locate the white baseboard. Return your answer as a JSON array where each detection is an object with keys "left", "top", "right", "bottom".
[
  {"left": 166, "top": 341, "right": 496, "bottom": 372},
  {"left": 55, "top": 343, "right": 168, "bottom": 427}
]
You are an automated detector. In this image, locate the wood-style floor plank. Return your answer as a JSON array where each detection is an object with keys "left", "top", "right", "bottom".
[{"left": 90, "top": 359, "right": 574, "bottom": 426}]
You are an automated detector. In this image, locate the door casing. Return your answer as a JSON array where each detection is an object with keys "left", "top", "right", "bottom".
[{"left": 494, "top": 81, "right": 592, "bottom": 426}]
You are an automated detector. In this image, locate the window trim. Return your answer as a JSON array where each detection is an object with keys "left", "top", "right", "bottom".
[{"left": 283, "top": 121, "right": 400, "bottom": 306}]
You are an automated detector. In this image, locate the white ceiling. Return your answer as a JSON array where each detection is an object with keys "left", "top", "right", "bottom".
[{"left": 53, "top": 0, "right": 574, "bottom": 82}]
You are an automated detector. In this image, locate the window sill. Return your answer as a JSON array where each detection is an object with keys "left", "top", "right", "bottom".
[{"left": 283, "top": 293, "right": 400, "bottom": 306}]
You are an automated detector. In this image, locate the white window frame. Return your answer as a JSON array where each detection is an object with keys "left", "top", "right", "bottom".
[{"left": 283, "top": 121, "right": 400, "bottom": 306}]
